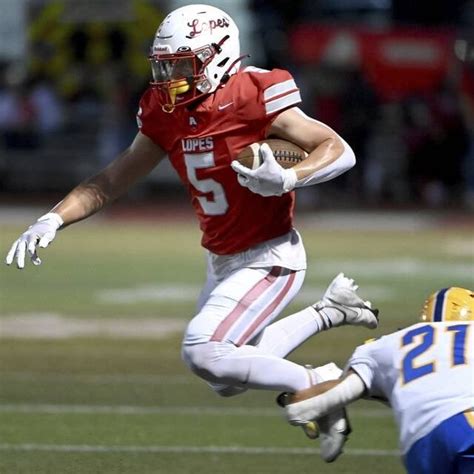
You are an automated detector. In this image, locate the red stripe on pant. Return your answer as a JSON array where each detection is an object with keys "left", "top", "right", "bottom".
[
  {"left": 236, "top": 270, "right": 296, "bottom": 346},
  {"left": 210, "top": 266, "right": 282, "bottom": 343}
]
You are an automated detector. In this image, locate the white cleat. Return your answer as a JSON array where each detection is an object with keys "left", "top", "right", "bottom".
[
  {"left": 318, "top": 407, "right": 352, "bottom": 462},
  {"left": 279, "top": 362, "right": 351, "bottom": 462},
  {"left": 312, "top": 362, "right": 350, "bottom": 462},
  {"left": 314, "top": 273, "right": 379, "bottom": 329}
]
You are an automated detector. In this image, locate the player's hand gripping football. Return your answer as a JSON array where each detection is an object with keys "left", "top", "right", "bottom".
[
  {"left": 5, "top": 213, "right": 63, "bottom": 269},
  {"left": 231, "top": 143, "right": 298, "bottom": 197}
]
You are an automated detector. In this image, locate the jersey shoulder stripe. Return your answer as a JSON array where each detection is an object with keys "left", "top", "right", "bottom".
[
  {"left": 264, "top": 79, "right": 298, "bottom": 102},
  {"left": 265, "top": 90, "right": 301, "bottom": 115}
]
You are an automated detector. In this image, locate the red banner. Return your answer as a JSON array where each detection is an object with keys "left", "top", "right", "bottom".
[{"left": 289, "top": 25, "right": 456, "bottom": 100}]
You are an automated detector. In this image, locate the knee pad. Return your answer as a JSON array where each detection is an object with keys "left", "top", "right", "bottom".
[
  {"left": 182, "top": 341, "right": 249, "bottom": 400},
  {"left": 181, "top": 343, "right": 204, "bottom": 374},
  {"left": 181, "top": 341, "right": 236, "bottom": 382}
]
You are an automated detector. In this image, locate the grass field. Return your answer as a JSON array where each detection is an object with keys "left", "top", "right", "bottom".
[{"left": 0, "top": 210, "right": 473, "bottom": 473}]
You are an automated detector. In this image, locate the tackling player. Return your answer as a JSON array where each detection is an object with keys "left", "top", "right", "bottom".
[
  {"left": 5, "top": 3, "right": 378, "bottom": 441},
  {"left": 282, "top": 287, "right": 474, "bottom": 473}
]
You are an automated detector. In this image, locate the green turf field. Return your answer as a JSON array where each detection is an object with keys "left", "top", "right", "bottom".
[{"left": 1, "top": 213, "right": 472, "bottom": 473}]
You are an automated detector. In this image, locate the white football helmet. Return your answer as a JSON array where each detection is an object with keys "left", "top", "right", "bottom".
[{"left": 150, "top": 4, "right": 242, "bottom": 112}]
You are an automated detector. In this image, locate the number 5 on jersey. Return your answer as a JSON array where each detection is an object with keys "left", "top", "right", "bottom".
[{"left": 184, "top": 152, "right": 229, "bottom": 215}]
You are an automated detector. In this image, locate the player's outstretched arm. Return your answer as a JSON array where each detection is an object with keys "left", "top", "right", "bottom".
[
  {"left": 283, "top": 370, "right": 366, "bottom": 427},
  {"left": 5, "top": 132, "right": 165, "bottom": 269}
]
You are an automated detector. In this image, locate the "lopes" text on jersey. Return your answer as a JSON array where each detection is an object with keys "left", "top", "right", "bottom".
[{"left": 182, "top": 137, "right": 214, "bottom": 152}]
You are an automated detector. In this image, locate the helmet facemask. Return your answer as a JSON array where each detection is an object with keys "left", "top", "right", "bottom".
[{"left": 149, "top": 43, "right": 220, "bottom": 113}]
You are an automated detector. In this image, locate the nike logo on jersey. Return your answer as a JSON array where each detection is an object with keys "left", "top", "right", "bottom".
[{"left": 218, "top": 102, "right": 234, "bottom": 111}]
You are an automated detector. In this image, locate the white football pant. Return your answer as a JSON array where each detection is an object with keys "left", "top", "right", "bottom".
[{"left": 182, "top": 265, "right": 327, "bottom": 395}]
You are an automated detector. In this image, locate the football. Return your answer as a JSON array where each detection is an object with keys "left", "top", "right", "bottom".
[{"left": 236, "top": 139, "right": 308, "bottom": 170}]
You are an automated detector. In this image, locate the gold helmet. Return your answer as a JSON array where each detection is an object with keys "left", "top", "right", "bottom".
[{"left": 420, "top": 287, "right": 474, "bottom": 322}]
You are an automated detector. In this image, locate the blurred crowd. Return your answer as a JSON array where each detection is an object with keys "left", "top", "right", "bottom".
[
  {"left": 0, "top": 0, "right": 473, "bottom": 210},
  {"left": 0, "top": 61, "right": 146, "bottom": 191},
  {"left": 294, "top": 64, "right": 472, "bottom": 209},
  {"left": 250, "top": 0, "right": 474, "bottom": 209}
]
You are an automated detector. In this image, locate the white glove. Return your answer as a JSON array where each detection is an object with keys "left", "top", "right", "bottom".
[
  {"left": 231, "top": 143, "right": 298, "bottom": 197},
  {"left": 5, "top": 212, "right": 63, "bottom": 269}
]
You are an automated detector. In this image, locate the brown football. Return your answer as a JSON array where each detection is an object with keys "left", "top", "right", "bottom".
[{"left": 236, "top": 139, "right": 308, "bottom": 170}]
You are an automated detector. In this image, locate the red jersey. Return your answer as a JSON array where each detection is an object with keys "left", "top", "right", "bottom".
[{"left": 138, "top": 67, "right": 302, "bottom": 254}]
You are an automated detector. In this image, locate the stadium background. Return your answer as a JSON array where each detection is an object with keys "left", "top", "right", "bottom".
[{"left": 0, "top": 1, "right": 473, "bottom": 473}]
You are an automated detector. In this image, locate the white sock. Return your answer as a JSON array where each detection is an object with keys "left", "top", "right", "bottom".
[
  {"left": 313, "top": 305, "right": 345, "bottom": 329},
  {"left": 255, "top": 306, "right": 328, "bottom": 358},
  {"left": 222, "top": 345, "right": 317, "bottom": 392}
]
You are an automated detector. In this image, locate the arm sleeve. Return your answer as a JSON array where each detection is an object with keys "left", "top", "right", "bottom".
[
  {"left": 292, "top": 108, "right": 356, "bottom": 188},
  {"left": 346, "top": 341, "right": 390, "bottom": 403},
  {"left": 346, "top": 345, "right": 377, "bottom": 390},
  {"left": 285, "top": 373, "right": 366, "bottom": 425},
  {"left": 295, "top": 137, "right": 355, "bottom": 187}
]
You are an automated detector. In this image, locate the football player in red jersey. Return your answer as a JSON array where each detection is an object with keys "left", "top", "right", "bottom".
[{"left": 5, "top": 4, "right": 378, "bottom": 445}]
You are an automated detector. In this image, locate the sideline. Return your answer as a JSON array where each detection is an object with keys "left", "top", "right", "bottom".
[{"left": 2, "top": 205, "right": 473, "bottom": 230}]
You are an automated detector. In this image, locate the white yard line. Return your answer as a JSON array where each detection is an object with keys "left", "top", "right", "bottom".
[
  {"left": 97, "top": 284, "right": 200, "bottom": 303},
  {"left": 0, "top": 314, "right": 185, "bottom": 339},
  {"left": 95, "top": 258, "right": 472, "bottom": 306},
  {"left": 0, "top": 403, "right": 391, "bottom": 418},
  {"left": 3, "top": 256, "right": 469, "bottom": 339},
  {"left": 0, "top": 372, "right": 193, "bottom": 384},
  {"left": 96, "top": 284, "right": 394, "bottom": 304},
  {"left": 0, "top": 443, "right": 400, "bottom": 457}
]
